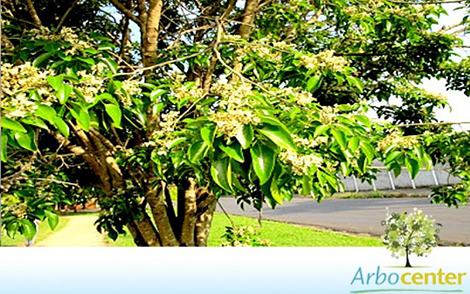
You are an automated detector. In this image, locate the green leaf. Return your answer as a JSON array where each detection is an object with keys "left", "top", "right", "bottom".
[
  {"left": 220, "top": 143, "right": 245, "bottom": 162},
  {"left": 57, "top": 84, "right": 73, "bottom": 104},
  {"left": 21, "top": 117, "right": 48, "bottom": 129},
  {"left": 236, "top": 124, "right": 254, "bottom": 149},
  {"left": 302, "top": 176, "right": 313, "bottom": 196},
  {"left": 167, "top": 137, "right": 186, "bottom": 149},
  {"left": 385, "top": 151, "right": 402, "bottom": 165},
  {"left": 314, "top": 125, "right": 329, "bottom": 137},
  {"left": 47, "top": 75, "right": 63, "bottom": 91},
  {"left": 405, "top": 157, "right": 420, "bottom": 179},
  {"left": 250, "top": 143, "right": 275, "bottom": 185},
  {"left": 104, "top": 104, "right": 122, "bottom": 127},
  {"left": 331, "top": 129, "right": 347, "bottom": 150},
  {"left": 152, "top": 102, "right": 166, "bottom": 115},
  {"left": 44, "top": 210, "right": 59, "bottom": 230},
  {"left": 20, "top": 219, "right": 36, "bottom": 241},
  {"left": 33, "top": 52, "right": 53, "bottom": 67},
  {"left": 54, "top": 117, "right": 70, "bottom": 138},
  {"left": 150, "top": 89, "right": 168, "bottom": 101},
  {"left": 1, "top": 117, "right": 27, "bottom": 133},
  {"left": 355, "top": 115, "right": 371, "bottom": 127},
  {"left": 15, "top": 131, "right": 36, "bottom": 151},
  {"left": 346, "top": 76, "right": 364, "bottom": 92},
  {"left": 70, "top": 107, "right": 90, "bottom": 131},
  {"left": 360, "top": 142, "right": 375, "bottom": 161},
  {"left": 259, "top": 115, "right": 286, "bottom": 128},
  {"left": 77, "top": 57, "right": 96, "bottom": 66},
  {"left": 101, "top": 57, "right": 118, "bottom": 73},
  {"left": 348, "top": 137, "right": 360, "bottom": 152},
  {"left": 1, "top": 133, "right": 8, "bottom": 162},
  {"left": 211, "top": 158, "right": 232, "bottom": 192},
  {"left": 270, "top": 179, "right": 283, "bottom": 204},
  {"left": 188, "top": 141, "right": 208, "bottom": 163},
  {"left": 307, "top": 75, "right": 323, "bottom": 93},
  {"left": 201, "top": 126, "right": 216, "bottom": 146},
  {"left": 423, "top": 152, "right": 433, "bottom": 170},
  {"left": 258, "top": 124, "right": 297, "bottom": 151}
]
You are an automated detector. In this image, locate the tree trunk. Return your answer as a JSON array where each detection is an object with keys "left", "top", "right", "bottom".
[
  {"left": 142, "top": 0, "right": 163, "bottom": 68},
  {"left": 231, "top": 0, "right": 259, "bottom": 82},
  {"left": 405, "top": 247, "right": 412, "bottom": 268}
]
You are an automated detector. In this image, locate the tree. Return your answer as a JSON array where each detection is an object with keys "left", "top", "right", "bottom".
[
  {"left": 1, "top": 0, "right": 468, "bottom": 246},
  {"left": 382, "top": 209, "right": 440, "bottom": 268}
]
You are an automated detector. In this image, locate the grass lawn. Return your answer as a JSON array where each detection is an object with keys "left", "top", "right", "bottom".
[
  {"left": 1, "top": 217, "right": 70, "bottom": 247},
  {"left": 106, "top": 213, "right": 383, "bottom": 247}
]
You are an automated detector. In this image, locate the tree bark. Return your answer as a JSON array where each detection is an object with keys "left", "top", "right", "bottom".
[
  {"left": 231, "top": 0, "right": 259, "bottom": 82},
  {"left": 25, "top": 0, "right": 42, "bottom": 27},
  {"left": 142, "top": 0, "right": 163, "bottom": 68},
  {"left": 180, "top": 178, "right": 198, "bottom": 246},
  {"left": 145, "top": 181, "right": 180, "bottom": 246},
  {"left": 127, "top": 221, "right": 150, "bottom": 246},
  {"left": 135, "top": 212, "right": 162, "bottom": 246},
  {"left": 195, "top": 192, "right": 217, "bottom": 246}
]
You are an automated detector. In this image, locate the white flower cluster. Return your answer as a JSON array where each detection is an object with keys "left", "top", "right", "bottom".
[
  {"left": 397, "top": 85, "right": 447, "bottom": 104},
  {"left": 174, "top": 86, "right": 204, "bottom": 101},
  {"left": 1, "top": 62, "right": 55, "bottom": 118},
  {"left": 209, "top": 83, "right": 261, "bottom": 137},
  {"left": 292, "top": 134, "right": 328, "bottom": 149},
  {"left": 279, "top": 150, "right": 323, "bottom": 175},
  {"left": 378, "top": 130, "right": 418, "bottom": 151},
  {"left": 120, "top": 79, "right": 142, "bottom": 105},
  {"left": 146, "top": 111, "right": 182, "bottom": 155},
  {"left": 29, "top": 27, "right": 92, "bottom": 55},
  {"left": 224, "top": 34, "right": 292, "bottom": 63},
  {"left": 211, "top": 82, "right": 253, "bottom": 109},
  {"left": 77, "top": 67, "right": 106, "bottom": 104},
  {"left": 274, "top": 87, "right": 317, "bottom": 106},
  {"left": 319, "top": 106, "right": 339, "bottom": 124},
  {"left": 300, "top": 50, "right": 349, "bottom": 72},
  {"left": 210, "top": 110, "right": 261, "bottom": 137}
]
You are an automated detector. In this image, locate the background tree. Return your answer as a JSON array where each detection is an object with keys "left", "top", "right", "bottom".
[
  {"left": 382, "top": 209, "right": 440, "bottom": 268},
  {"left": 1, "top": 0, "right": 468, "bottom": 246}
]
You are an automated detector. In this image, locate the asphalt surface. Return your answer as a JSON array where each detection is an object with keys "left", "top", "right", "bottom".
[{"left": 217, "top": 197, "right": 470, "bottom": 245}]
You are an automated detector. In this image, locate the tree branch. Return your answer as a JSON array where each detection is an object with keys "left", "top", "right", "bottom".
[
  {"left": 180, "top": 178, "right": 198, "bottom": 246},
  {"left": 25, "top": 0, "right": 42, "bottom": 27},
  {"left": 109, "top": 0, "right": 142, "bottom": 27},
  {"left": 55, "top": 0, "right": 80, "bottom": 33},
  {"left": 145, "top": 181, "right": 180, "bottom": 246}
]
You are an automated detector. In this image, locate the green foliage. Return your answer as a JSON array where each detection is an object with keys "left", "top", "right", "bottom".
[
  {"left": 382, "top": 209, "right": 440, "bottom": 267},
  {"left": 425, "top": 131, "right": 470, "bottom": 207},
  {"left": 221, "top": 225, "right": 272, "bottom": 247},
  {"left": 1, "top": 0, "right": 468, "bottom": 243}
]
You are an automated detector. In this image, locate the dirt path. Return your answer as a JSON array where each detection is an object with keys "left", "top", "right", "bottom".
[{"left": 35, "top": 215, "right": 107, "bottom": 247}]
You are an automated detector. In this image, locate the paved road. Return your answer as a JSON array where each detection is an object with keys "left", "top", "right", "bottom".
[{"left": 217, "top": 197, "right": 470, "bottom": 245}]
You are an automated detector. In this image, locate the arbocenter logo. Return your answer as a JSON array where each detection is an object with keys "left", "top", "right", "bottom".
[
  {"left": 350, "top": 266, "right": 467, "bottom": 293},
  {"left": 348, "top": 210, "right": 467, "bottom": 293}
]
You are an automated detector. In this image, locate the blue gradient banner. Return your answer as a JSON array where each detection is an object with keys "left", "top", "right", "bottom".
[{"left": 0, "top": 248, "right": 468, "bottom": 293}]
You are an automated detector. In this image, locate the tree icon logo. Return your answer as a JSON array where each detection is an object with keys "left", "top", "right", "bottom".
[{"left": 381, "top": 208, "right": 440, "bottom": 268}]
